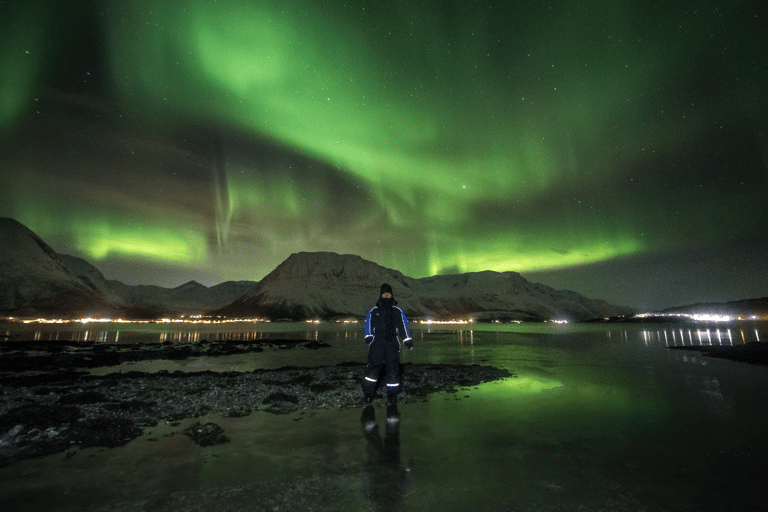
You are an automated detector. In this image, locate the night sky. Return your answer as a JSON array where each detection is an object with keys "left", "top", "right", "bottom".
[{"left": 1, "top": 0, "right": 766, "bottom": 311}]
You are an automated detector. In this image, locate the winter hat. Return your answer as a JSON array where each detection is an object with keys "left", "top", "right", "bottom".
[{"left": 380, "top": 283, "right": 393, "bottom": 296}]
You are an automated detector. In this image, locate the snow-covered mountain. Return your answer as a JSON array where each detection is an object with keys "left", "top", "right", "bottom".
[
  {"left": 106, "top": 278, "right": 255, "bottom": 313},
  {"left": 0, "top": 218, "right": 122, "bottom": 317},
  {"left": 0, "top": 218, "right": 255, "bottom": 318},
  {"left": 58, "top": 253, "right": 255, "bottom": 315},
  {"left": 61, "top": 253, "right": 254, "bottom": 313},
  {"left": 1, "top": 218, "right": 632, "bottom": 321},
  {"left": 215, "top": 252, "right": 634, "bottom": 322}
]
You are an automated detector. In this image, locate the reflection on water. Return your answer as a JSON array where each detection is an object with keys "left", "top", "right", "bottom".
[
  {"left": 3, "top": 321, "right": 766, "bottom": 351},
  {"left": 640, "top": 326, "right": 762, "bottom": 347},
  {"left": 158, "top": 330, "right": 273, "bottom": 343},
  {"left": 2, "top": 325, "right": 356, "bottom": 344},
  {"left": 361, "top": 404, "right": 410, "bottom": 512},
  {"left": 28, "top": 329, "right": 122, "bottom": 343},
  {"left": 1, "top": 322, "right": 767, "bottom": 511}
]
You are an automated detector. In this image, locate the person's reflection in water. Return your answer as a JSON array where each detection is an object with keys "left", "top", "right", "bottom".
[{"left": 360, "top": 404, "right": 411, "bottom": 511}]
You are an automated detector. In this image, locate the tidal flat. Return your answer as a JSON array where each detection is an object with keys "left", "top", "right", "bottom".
[
  {"left": 1, "top": 322, "right": 767, "bottom": 511},
  {"left": 0, "top": 338, "right": 510, "bottom": 465}
]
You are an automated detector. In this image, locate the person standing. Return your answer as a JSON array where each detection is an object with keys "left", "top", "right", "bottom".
[{"left": 362, "top": 283, "right": 413, "bottom": 403}]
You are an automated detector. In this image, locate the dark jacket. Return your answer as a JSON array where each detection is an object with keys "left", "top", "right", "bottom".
[{"left": 364, "top": 298, "right": 413, "bottom": 349}]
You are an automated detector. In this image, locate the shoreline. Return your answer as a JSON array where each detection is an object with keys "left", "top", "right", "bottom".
[
  {"left": 667, "top": 340, "right": 768, "bottom": 365},
  {"left": 0, "top": 339, "right": 512, "bottom": 466}
]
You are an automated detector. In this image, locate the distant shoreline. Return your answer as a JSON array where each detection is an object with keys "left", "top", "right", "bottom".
[{"left": 667, "top": 341, "right": 768, "bottom": 365}]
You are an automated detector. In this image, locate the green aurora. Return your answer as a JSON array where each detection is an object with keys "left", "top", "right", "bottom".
[{"left": 1, "top": 0, "right": 766, "bottom": 309}]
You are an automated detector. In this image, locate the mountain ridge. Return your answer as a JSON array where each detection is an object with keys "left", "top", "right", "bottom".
[
  {"left": 0, "top": 218, "right": 255, "bottom": 318},
  {"left": 661, "top": 297, "right": 768, "bottom": 318},
  {"left": 0, "top": 218, "right": 118, "bottom": 317},
  {"left": 1, "top": 218, "right": 633, "bottom": 321},
  {"left": 214, "top": 251, "right": 634, "bottom": 322}
]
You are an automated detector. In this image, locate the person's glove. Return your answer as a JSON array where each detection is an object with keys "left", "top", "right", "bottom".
[
  {"left": 404, "top": 338, "right": 414, "bottom": 350},
  {"left": 364, "top": 335, "right": 373, "bottom": 346}
]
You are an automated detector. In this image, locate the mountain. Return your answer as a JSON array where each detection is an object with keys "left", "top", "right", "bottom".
[
  {"left": 214, "top": 252, "right": 634, "bottom": 322},
  {"left": 661, "top": 297, "right": 768, "bottom": 318},
  {"left": 1, "top": 218, "right": 632, "bottom": 321},
  {"left": 0, "top": 218, "right": 122, "bottom": 318},
  {"left": 57, "top": 254, "right": 254, "bottom": 315},
  {"left": 106, "top": 279, "right": 255, "bottom": 313},
  {"left": 0, "top": 218, "right": 255, "bottom": 318}
]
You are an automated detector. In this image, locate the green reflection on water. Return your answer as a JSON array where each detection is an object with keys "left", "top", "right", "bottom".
[{"left": 479, "top": 374, "right": 564, "bottom": 397}]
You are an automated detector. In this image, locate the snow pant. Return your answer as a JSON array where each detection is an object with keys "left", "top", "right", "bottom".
[{"left": 361, "top": 337, "right": 401, "bottom": 398}]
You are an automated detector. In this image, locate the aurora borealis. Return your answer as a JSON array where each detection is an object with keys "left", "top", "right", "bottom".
[{"left": 1, "top": 0, "right": 766, "bottom": 310}]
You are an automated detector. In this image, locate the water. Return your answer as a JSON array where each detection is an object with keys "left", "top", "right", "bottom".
[{"left": 1, "top": 322, "right": 767, "bottom": 511}]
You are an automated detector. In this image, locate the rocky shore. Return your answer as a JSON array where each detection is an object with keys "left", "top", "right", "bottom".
[{"left": 0, "top": 339, "right": 512, "bottom": 466}]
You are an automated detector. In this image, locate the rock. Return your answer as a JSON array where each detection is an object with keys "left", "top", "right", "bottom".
[
  {"left": 0, "top": 404, "right": 81, "bottom": 431},
  {"left": 58, "top": 391, "right": 109, "bottom": 404},
  {"left": 262, "top": 392, "right": 301, "bottom": 415},
  {"left": 222, "top": 406, "right": 251, "bottom": 418},
  {"left": 262, "top": 392, "right": 300, "bottom": 405},
  {"left": 72, "top": 417, "right": 142, "bottom": 448},
  {"left": 182, "top": 422, "right": 230, "bottom": 447}
]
